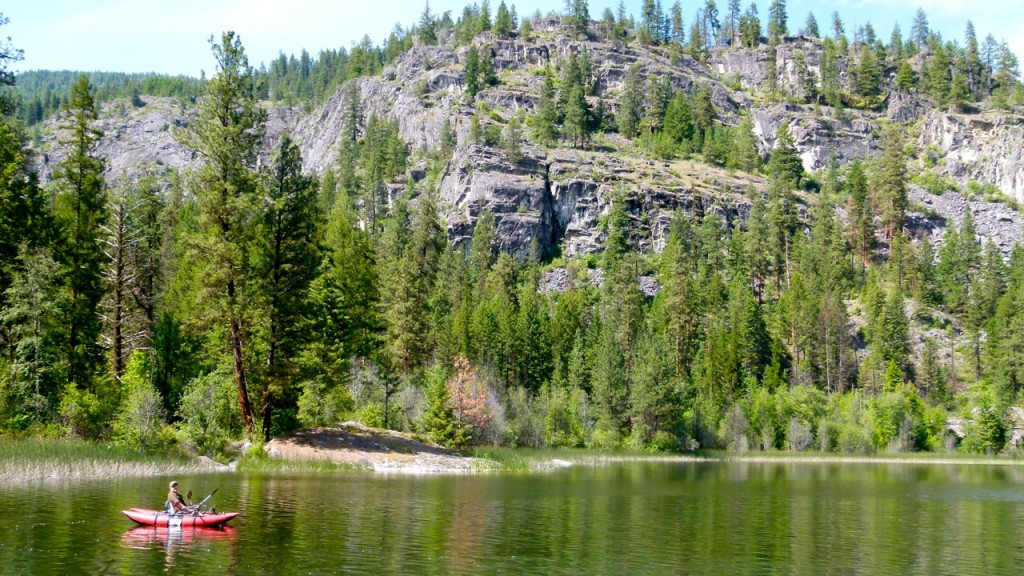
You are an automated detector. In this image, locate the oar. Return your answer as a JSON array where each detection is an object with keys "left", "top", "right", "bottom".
[{"left": 193, "top": 488, "right": 219, "bottom": 511}]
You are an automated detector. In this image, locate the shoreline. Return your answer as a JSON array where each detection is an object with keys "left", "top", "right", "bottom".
[{"left": 4, "top": 430, "right": 1024, "bottom": 483}]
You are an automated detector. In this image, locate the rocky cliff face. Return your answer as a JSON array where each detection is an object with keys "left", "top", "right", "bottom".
[
  {"left": 31, "top": 21, "right": 1024, "bottom": 259},
  {"left": 918, "top": 111, "right": 1024, "bottom": 202}
]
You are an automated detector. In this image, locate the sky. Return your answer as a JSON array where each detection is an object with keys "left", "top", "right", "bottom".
[{"left": 4, "top": 0, "right": 1023, "bottom": 77}]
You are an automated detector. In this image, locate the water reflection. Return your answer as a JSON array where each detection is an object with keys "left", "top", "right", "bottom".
[{"left": 4, "top": 462, "right": 1024, "bottom": 575}]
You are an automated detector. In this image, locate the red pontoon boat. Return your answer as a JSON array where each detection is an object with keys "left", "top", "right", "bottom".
[{"left": 122, "top": 507, "right": 240, "bottom": 528}]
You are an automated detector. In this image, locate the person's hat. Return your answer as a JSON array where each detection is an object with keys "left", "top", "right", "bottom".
[{"left": 170, "top": 481, "right": 178, "bottom": 488}]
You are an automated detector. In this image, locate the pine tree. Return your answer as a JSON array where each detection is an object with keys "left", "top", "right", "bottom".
[
  {"left": 419, "top": 365, "right": 471, "bottom": 447},
  {"left": 739, "top": 3, "right": 761, "bottom": 48},
  {"left": 726, "top": 0, "right": 741, "bottom": 43},
  {"left": 479, "top": 0, "right": 492, "bottom": 31},
  {"left": 341, "top": 82, "right": 363, "bottom": 147},
  {"left": 872, "top": 125, "right": 907, "bottom": 242},
  {"left": 494, "top": 1, "right": 514, "bottom": 37},
  {"left": 728, "top": 113, "right": 760, "bottom": 172},
  {"left": 629, "top": 327, "right": 682, "bottom": 445},
  {"left": 671, "top": 2, "right": 685, "bottom": 45},
  {"left": 617, "top": 64, "right": 644, "bottom": 139},
  {"left": 419, "top": 1, "right": 437, "bottom": 45},
  {"left": 1, "top": 247, "right": 65, "bottom": 421},
  {"left": 254, "top": 134, "right": 321, "bottom": 440},
  {"left": 176, "top": 32, "right": 267, "bottom": 435},
  {"left": 910, "top": 8, "right": 929, "bottom": 48},
  {"left": 855, "top": 44, "right": 881, "bottom": 97},
  {"left": 464, "top": 45, "right": 481, "bottom": 100},
  {"left": 53, "top": 74, "right": 107, "bottom": 395},
  {"left": 568, "top": 0, "right": 590, "bottom": 39},
  {"left": 803, "top": 11, "right": 819, "bottom": 38},
  {"left": 529, "top": 64, "right": 560, "bottom": 146},
  {"left": 767, "top": 122, "right": 802, "bottom": 187},
  {"left": 845, "top": 160, "right": 874, "bottom": 267},
  {"left": 767, "top": 0, "right": 787, "bottom": 41},
  {"left": 563, "top": 83, "right": 592, "bottom": 148}
]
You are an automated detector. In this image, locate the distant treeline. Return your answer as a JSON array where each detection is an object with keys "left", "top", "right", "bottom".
[{"left": 12, "top": 27, "right": 416, "bottom": 125}]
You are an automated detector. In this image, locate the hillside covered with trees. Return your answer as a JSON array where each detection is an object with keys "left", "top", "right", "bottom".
[{"left": 2, "top": 2, "right": 1024, "bottom": 458}]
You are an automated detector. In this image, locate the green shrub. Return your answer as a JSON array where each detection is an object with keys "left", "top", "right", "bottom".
[
  {"left": 113, "top": 351, "right": 168, "bottom": 451},
  {"left": 178, "top": 369, "right": 242, "bottom": 457}
]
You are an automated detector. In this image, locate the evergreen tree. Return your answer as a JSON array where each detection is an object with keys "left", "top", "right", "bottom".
[
  {"left": 910, "top": 8, "right": 929, "bottom": 48},
  {"left": 464, "top": 45, "right": 481, "bottom": 100},
  {"left": 419, "top": 365, "right": 471, "bottom": 447},
  {"left": 629, "top": 327, "right": 682, "bottom": 445},
  {"left": 728, "top": 113, "right": 760, "bottom": 172},
  {"left": 341, "top": 82, "right": 363, "bottom": 147},
  {"left": 176, "top": 32, "right": 267, "bottom": 435},
  {"left": 739, "top": 3, "right": 761, "bottom": 48},
  {"left": 1, "top": 247, "right": 65, "bottom": 422},
  {"left": 855, "top": 44, "right": 881, "bottom": 97},
  {"left": 254, "top": 134, "right": 321, "bottom": 440},
  {"left": 529, "top": 64, "right": 560, "bottom": 146},
  {"left": 767, "top": 122, "right": 802, "bottom": 187},
  {"left": 767, "top": 0, "right": 787, "bottom": 41},
  {"left": 52, "top": 74, "right": 107, "bottom": 396},
  {"left": 494, "top": 1, "right": 514, "bottom": 37},
  {"left": 618, "top": 64, "right": 644, "bottom": 138},
  {"left": 872, "top": 125, "right": 907, "bottom": 241},
  {"left": 671, "top": 2, "right": 685, "bottom": 45},
  {"left": 726, "top": 0, "right": 741, "bottom": 43},
  {"left": 803, "top": 11, "right": 819, "bottom": 38},
  {"left": 663, "top": 89, "right": 694, "bottom": 144},
  {"left": 563, "top": 83, "right": 592, "bottom": 148},
  {"left": 419, "top": 1, "right": 437, "bottom": 45},
  {"left": 845, "top": 160, "right": 874, "bottom": 267},
  {"left": 479, "top": 0, "right": 492, "bottom": 31},
  {"left": 703, "top": 0, "right": 720, "bottom": 49},
  {"left": 568, "top": 0, "right": 590, "bottom": 39}
]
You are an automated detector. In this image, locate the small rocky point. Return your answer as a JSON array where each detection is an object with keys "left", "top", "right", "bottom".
[{"left": 265, "top": 421, "right": 493, "bottom": 473}]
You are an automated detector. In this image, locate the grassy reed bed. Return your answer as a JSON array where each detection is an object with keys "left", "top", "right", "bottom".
[
  {"left": 0, "top": 438, "right": 223, "bottom": 483},
  {"left": 233, "top": 454, "right": 369, "bottom": 474}
]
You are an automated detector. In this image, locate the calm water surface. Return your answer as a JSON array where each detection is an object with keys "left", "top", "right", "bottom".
[{"left": 2, "top": 460, "right": 1024, "bottom": 575}]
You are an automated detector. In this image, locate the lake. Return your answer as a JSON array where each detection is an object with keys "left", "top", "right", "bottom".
[{"left": 2, "top": 459, "right": 1024, "bottom": 575}]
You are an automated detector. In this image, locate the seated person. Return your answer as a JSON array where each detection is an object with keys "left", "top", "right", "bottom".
[{"left": 166, "top": 481, "right": 191, "bottom": 513}]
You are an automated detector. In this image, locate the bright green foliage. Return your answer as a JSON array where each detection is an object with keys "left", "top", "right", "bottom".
[
  {"left": 728, "top": 113, "right": 760, "bottom": 172},
  {"left": 629, "top": 327, "right": 683, "bottom": 447},
  {"left": 562, "top": 83, "right": 592, "bottom": 148},
  {"left": 178, "top": 369, "right": 242, "bottom": 457},
  {"left": 854, "top": 44, "right": 881, "bottom": 97},
  {"left": 113, "top": 351, "right": 168, "bottom": 451},
  {"left": 419, "top": 364, "right": 471, "bottom": 448}
]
